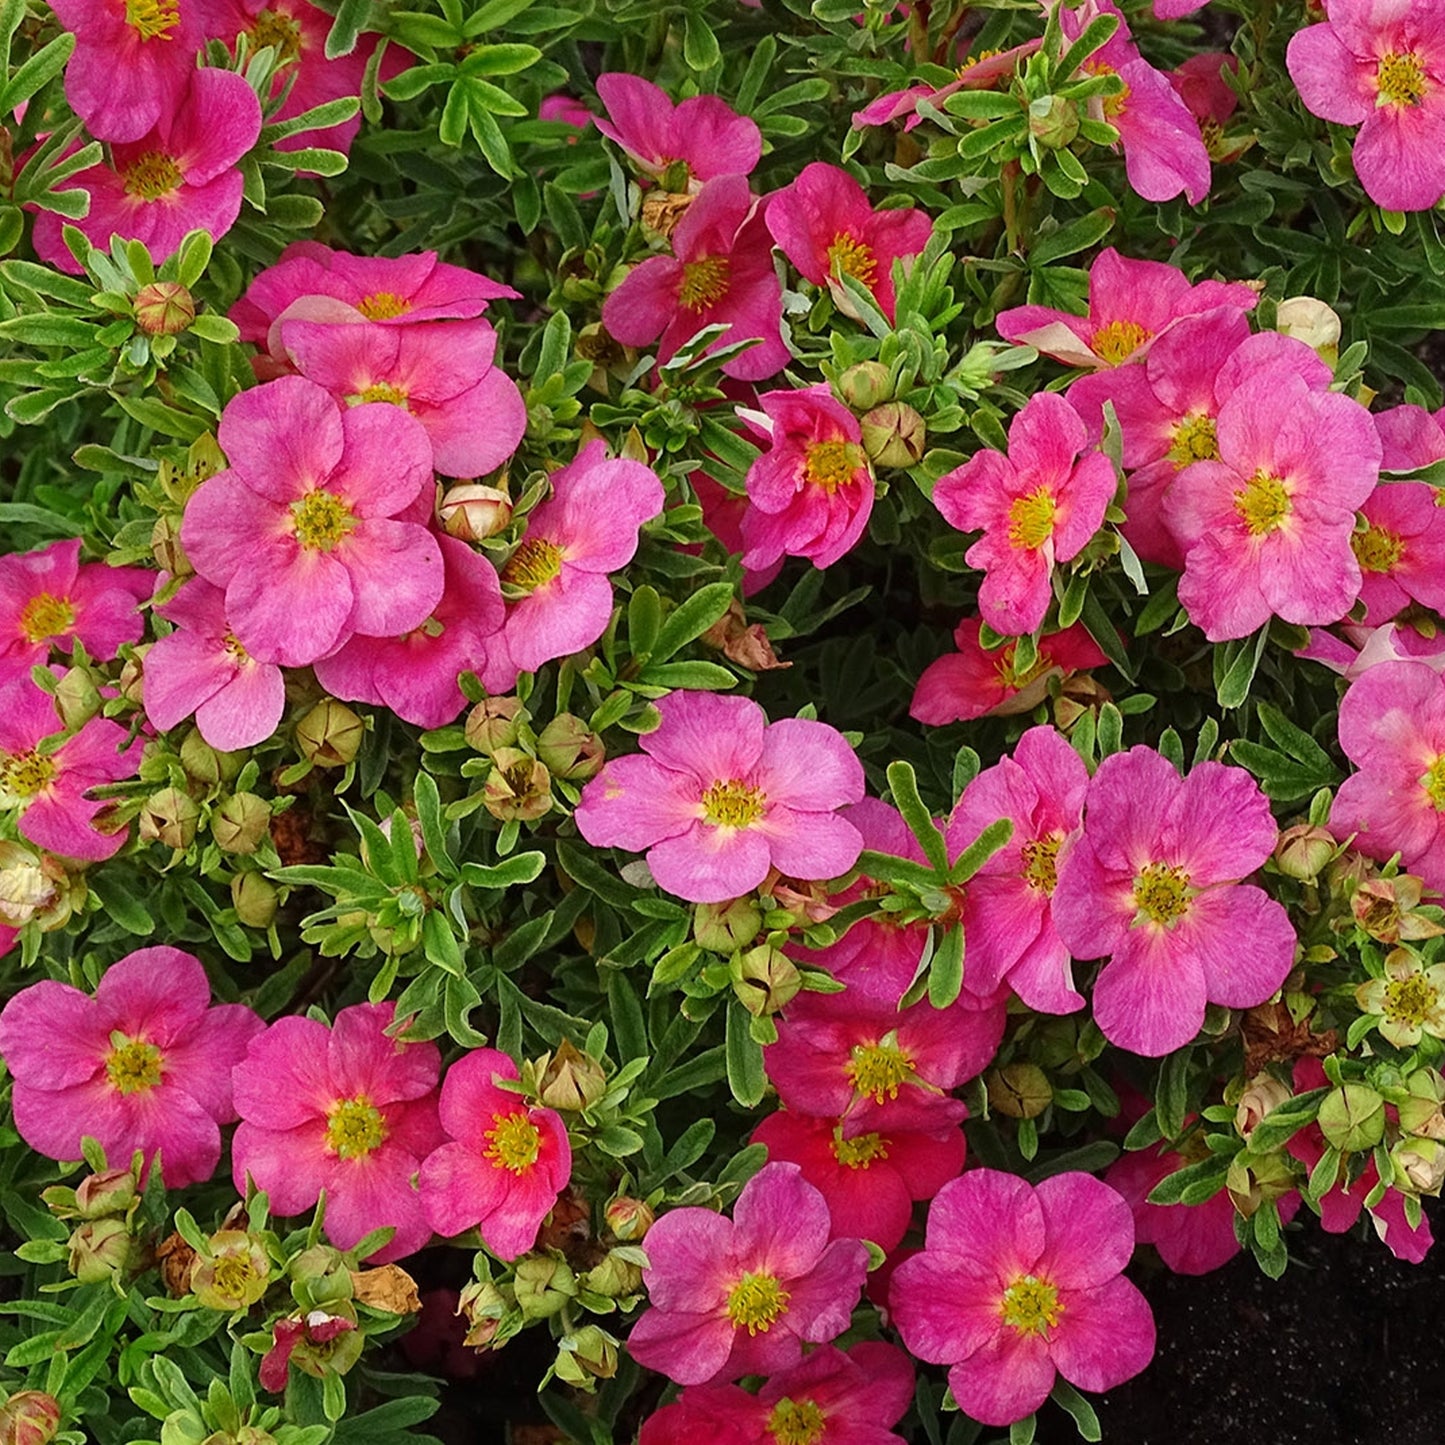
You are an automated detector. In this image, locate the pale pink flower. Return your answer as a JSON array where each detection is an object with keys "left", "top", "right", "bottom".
[
  {"left": 1376, "top": 401, "right": 1445, "bottom": 473},
  {"left": 1351, "top": 482, "right": 1445, "bottom": 624},
  {"left": 594, "top": 74, "right": 761, "bottom": 186}
]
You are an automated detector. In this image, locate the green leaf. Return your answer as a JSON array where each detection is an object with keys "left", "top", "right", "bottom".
[
  {"left": 948, "top": 816, "right": 1013, "bottom": 884},
  {"left": 725, "top": 1000, "right": 766, "bottom": 1107},
  {"left": 0, "top": 30, "right": 75, "bottom": 113},
  {"left": 1214, "top": 627, "right": 1268, "bottom": 710},
  {"left": 1155, "top": 1047, "right": 1193, "bottom": 1141},
  {"left": 683, "top": 11, "right": 721, "bottom": 71},
  {"left": 928, "top": 924, "right": 964, "bottom": 1009},
  {"left": 1030, "top": 206, "right": 1115, "bottom": 267},
  {"left": 886, "top": 759, "right": 949, "bottom": 874},
  {"left": 650, "top": 581, "right": 737, "bottom": 663},
  {"left": 460, "top": 851, "right": 546, "bottom": 889},
  {"left": 324, "top": 0, "right": 371, "bottom": 58},
  {"left": 460, "top": 42, "right": 541, "bottom": 75},
  {"left": 1050, "top": 1380, "right": 1102, "bottom": 1442}
]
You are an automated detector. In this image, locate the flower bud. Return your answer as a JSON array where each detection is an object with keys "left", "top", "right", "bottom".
[
  {"left": 117, "top": 646, "right": 149, "bottom": 705},
  {"left": 464, "top": 696, "right": 523, "bottom": 755},
  {"left": 51, "top": 664, "right": 101, "bottom": 730},
  {"left": 214, "top": 793, "right": 272, "bottom": 854},
  {"left": 512, "top": 1254, "right": 576, "bottom": 1320},
  {"left": 150, "top": 514, "right": 190, "bottom": 576},
  {"left": 1275, "top": 296, "right": 1341, "bottom": 364},
  {"left": 1398, "top": 1069, "right": 1445, "bottom": 1139},
  {"left": 440, "top": 482, "right": 513, "bottom": 542},
  {"left": 694, "top": 897, "right": 763, "bottom": 953},
  {"left": 68, "top": 1217, "right": 140, "bottom": 1284},
  {"left": 860, "top": 402, "right": 925, "bottom": 468},
  {"left": 482, "top": 749, "right": 553, "bottom": 822},
  {"left": 1317, "top": 1083, "right": 1386, "bottom": 1152},
  {"left": 1350, "top": 874, "right": 1445, "bottom": 942},
  {"left": 1393, "top": 1135, "right": 1445, "bottom": 1195},
  {"left": 288, "top": 1245, "right": 355, "bottom": 1305},
  {"left": 156, "top": 1230, "right": 197, "bottom": 1296},
  {"left": 1273, "top": 824, "right": 1336, "bottom": 882},
  {"left": 553, "top": 1326, "right": 619, "bottom": 1391},
  {"left": 731, "top": 944, "right": 802, "bottom": 1017},
  {"left": 537, "top": 1038, "right": 607, "bottom": 1112},
  {"left": 134, "top": 280, "right": 196, "bottom": 336},
  {"left": 192, "top": 1230, "right": 271, "bottom": 1312},
  {"left": 0, "top": 843, "right": 62, "bottom": 928},
  {"left": 231, "top": 872, "right": 279, "bottom": 929},
  {"left": 74, "top": 1166, "right": 138, "bottom": 1219},
  {"left": 180, "top": 728, "right": 243, "bottom": 785},
  {"left": 0, "top": 1391, "right": 62, "bottom": 1445},
  {"left": 1234, "top": 1074, "right": 1293, "bottom": 1140},
  {"left": 1028, "top": 94, "right": 1080, "bottom": 148},
  {"left": 536, "top": 714, "right": 605, "bottom": 780},
  {"left": 837, "top": 361, "right": 892, "bottom": 411},
  {"left": 1225, "top": 1150, "right": 1297, "bottom": 1217},
  {"left": 456, "top": 1279, "right": 510, "bottom": 1350},
  {"left": 985, "top": 1062, "right": 1053, "bottom": 1119},
  {"left": 580, "top": 1250, "right": 643, "bottom": 1299},
  {"left": 604, "top": 1196, "right": 654, "bottom": 1242},
  {"left": 296, "top": 699, "right": 365, "bottom": 767},
  {"left": 138, "top": 786, "right": 201, "bottom": 850}
]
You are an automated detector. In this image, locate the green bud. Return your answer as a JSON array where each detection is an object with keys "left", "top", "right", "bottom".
[
  {"left": 483, "top": 749, "right": 553, "bottom": 822},
  {"left": 837, "top": 361, "right": 892, "bottom": 411},
  {"left": 457, "top": 1279, "right": 510, "bottom": 1350},
  {"left": 134, "top": 281, "right": 196, "bottom": 336},
  {"left": 580, "top": 1250, "right": 643, "bottom": 1299},
  {"left": 231, "top": 872, "right": 279, "bottom": 929},
  {"left": 52, "top": 665, "right": 101, "bottom": 729},
  {"left": 214, "top": 793, "right": 271, "bottom": 854},
  {"left": 986, "top": 1062, "right": 1053, "bottom": 1119},
  {"left": 150, "top": 514, "right": 190, "bottom": 576},
  {"left": 0, "top": 1390, "right": 62, "bottom": 1445},
  {"left": 1393, "top": 1135, "right": 1445, "bottom": 1195},
  {"left": 512, "top": 1254, "right": 576, "bottom": 1320},
  {"left": 730, "top": 944, "right": 802, "bottom": 1017},
  {"left": 440, "top": 482, "right": 512, "bottom": 542},
  {"left": 1028, "top": 94, "right": 1080, "bottom": 149},
  {"left": 296, "top": 699, "right": 365, "bottom": 767},
  {"left": 553, "top": 1326, "right": 619, "bottom": 1391},
  {"left": 68, "top": 1218, "right": 140, "bottom": 1284},
  {"left": 537, "top": 1039, "right": 607, "bottom": 1111},
  {"left": 604, "top": 1196, "right": 654, "bottom": 1242},
  {"left": 860, "top": 402, "right": 926, "bottom": 468},
  {"left": 536, "top": 714, "right": 605, "bottom": 780},
  {"left": 464, "top": 696, "right": 523, "bottom": 755},
  {"left": 1272, "top": 824, "right": 1336, "bottom": 883},
  {"left": 694, "top": 897, "right": 763, "bottom": 954},
  {"left": 73, "top": 1166, "right": 139, "bottom": 1220},
  {"left": 179, "top": 728, "right": 243, "bottom": 785},
  {"left": 1317, "top": 1083, "right": 1387, "bottom": 1152},
  {"left": 139, "top": 786, "right": 201, "bottom": 850}
]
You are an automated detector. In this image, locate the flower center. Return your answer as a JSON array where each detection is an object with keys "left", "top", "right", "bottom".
[
  {"left": 1421, "top": 755, "right": 1445, "bottom": 810},
  {"left": 355, "top": 382, "right": 410, "bottom": 407},
  {"left": 291, "top": 490, "right": 357, "bottom": 551},
  {"left": 123, "top": 151, "right": 183, "bottom": 200},
  {"left": 1007, "top": 486, "right": 1057, "bottom": 550},
  {"left": 767, "top": 1399, "right": 827, "bottom": 1445},
  {"left": 1021, "top": 835, "right": 1061, "bottom": 893},
  {"left": 831, "top": 1131, "right": 889, "bottom": 1168},
  {"left": 1133, "top": 860, "right": 1193, "bottom": 926},
  {"left": 1352, "top": 524, "right": 1404, "bottom": 574},
  {"left": 700, "top": 779, "right": 766, "bottom": 829},
  {"left": 678, "top": 255, "right": 731, "bottom": 311},
  {"left": 1090, "top": 318, "right": 1151, "bottom": 365},
  {"left": 826, "top": 233, "right": 878, "bottom": 286},
  {"left": 847, "top": 1040, "right": 915, "bottom": 1101},
  {"left": 1, "top": 751, "right": 57, "bottom": 801},
  {"left": 1383, "top": 973, "right": 1438, "bottom": 1028},
  {"left": 210, "top": 1253, "right": 258, "bottom": 1300},
  {"left": 224, "top": 632, "right": 251, "bottom": 662},
  {"left": 123, "top": 0, "right": 180, "bottom": 40},
  {"left": 248, "top": 7, "right": 302, "bottom": 61},
  {"left": 996, "top": 642, "right": 1054, "bottom": 690},
  {"left": 803, "top": 440, "right": 863, "bottom": 493},
  {"left": 18, "top": 592, "right": 76, "bottom": 645},
  {"left": 1000, "top": 1274, "right": 1063, "bottom": 1336},
  {"left": 106, "top": 1038, "right": 163, "bottom": 1095},
  {"left": 1233, "top": 470, "right": 1291, "bottom": 537},
  {"left": 483, "top": 1112, "right": 542, "bottom": 1174},
  {"left": 1377, "top": 51, "right": 1427, "bottom": 107},
  {"left": 356, "top": 291, "right": 413, "bottom": 320},
  {"left": 726, "top": 1271, "right": 789, "bottom": 1334},
  {"left": 956, "top": 46, "right": 1003, "bottom": 76},
  {"left": 325, "top": 1096, "right": 387, "bottom": 1159},
  {"left": 1086, "top": 60, "right": 1130, "bottom": 120},
  {"left": 1168, "top": 414, "right": 1219, "bottom": 467},
  {"left": 501, "top": 537, "right": 564, "bottom": 591}
]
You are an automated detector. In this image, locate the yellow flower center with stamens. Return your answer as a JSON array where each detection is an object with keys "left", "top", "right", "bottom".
[
  {"left": 325, "top": 1096, "right": 387, "bottom": 1159},
  {"left": 1000, "top": 1274, "right": 1063, "bottom": 1335},
  {"left": 996, "top": 642, "right": 1054, "bottom": 690},
  {"left": 356, "top": 382, "right": 409, "bottom": 407},
  {"left": 700, "top": 779, "right": 766, "bottom": 828},
  {"left": 1091, "top": 318, "right": 1152, "bottom": 365},
  {"left": 1168, "top": 414, "right": 1220, "bottom": 467},
  {"left": 248, "top": 7, "right": 302, "bottom": 61},
  {"left": 1086, "top": 60, "right": 1131, "bottom": 119},
  {"left": 679, "top": 255, "right": 731, "bottom": 311},
  {"left": 1234, "top": 470, "right": 1291, "bottom": 537},
  {"left": 123, "top": 151, "right": 183, "bottom": 200},
  {"left": 804, "top": 440, "right": 863, "bottom": 493},
  {"left": 106, "top": 1038, "right": 163, "bottom": 1095},
  {"left": 1007, "top": 487, "right": 1057, "bottom": 550},
  {"left": 1421, "top": 755, "right": 1445, "bottom": 810},
  {"left": 1383, "top": 973, "right": 1438, "bottom": 1029},
  {"left": 1133, "top": 861, "right": 1192, "bottom": 926},
  {"left": 1377, "top": 51, "right": 1427, "bottom": 107},
  {"left": 848, "top": 1040, "right": 915, "bottom": 1101},
  {"left": 19, "top": 592, "right": 75, "bottom": 644},
  {"left": 767, "top": 1399, "right": 827, "bottom": 1445},
  {"left": 356, "top": 291, "right": 413, "bottom": 321},
  {"left": 956, "top": 47, "right": 1003, "bottom": 76},
  {"left": 291, "top": 490, "right": 357, "bottom": 552},
  {"left": 1, "top": 751, "right": 56, "bottom": 801},
  {"left": 224, "top": 633, "right": 250, "bottom": 662},
  {"left": 502, "top": 537, "right": 565, "bottom": 592},
  {"left": 1022, "top": 836, "right": 1061, "bottom": 893},
  {"left": 832, "top": 1131, "right": 889, "bottom": 1168},
  {"left": 826, "top": 233, "right": 877, "bottom": 286},
  {"left": 726, "top": 1272, "right": 789, "bottom": 1334},
  {"left": 124, "top": 0, "right": 180, "bottom": 40},
  {"left": 1352, "top": 524, "right": 1404, "bottom": 574},
  {"left": 484, "top": 1112, "right": 542, "bottom": 1174}
]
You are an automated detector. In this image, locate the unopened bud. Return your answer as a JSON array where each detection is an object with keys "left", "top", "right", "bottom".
[
  {"left": 0, "top": 842, "right": 61, "bottom": 928},
  {"left": 536, "top": 714, "right": 604, "bottom": 780},
  {"left": 1351, "top": 875, "right": 1445, "bottom": 942},
  {"left": 464, "top": 696, "right": 523, "bottom": 755},
  {"left": 482, "top": 749, "right": 552, "bottom": 822},
  {"left": 138, "top": 786, "right": 201, "bottom": 850},
  {"left": 1028, "top": 94, "right": 1079, "bottom": 148},
  {"left": 440, "top": 482, "right": 513, "bottom": 542},
  {"left": 512, "top": 1254, "right": 576, "bottom": 1320},
  {"left": 986, "top": 1062, "right": 1053, "bottom": 1119},
  {"left": 117, "top": 646, "right": 149, "bottom": 706},
  {"left": 231, "top": 872, "right": 279, "bottom": 929},
  {"left": 694, "top": 897, "right": 763, "bottom": 953},
  {"left": 1234, "top": 1074, "right": 1293, "bottom": 1140},
  {"left": 1225, "top": 1150, "right": 1297, "bottom": 1217},
  {"left": 296, "top": 699, "right": 365, "bottom": 767},
  {"left": 134, "top": 281, "right": 195, "bottom": 336},
  {"left": 1317, "top": 1083, "right": 1386, "bottom": 1152},
  {"left": 192, "top": 1230, "right": 271, "bottom": 1312},
  {"left": 456, "top": 1279, "right": 510, "bottom": 1350},
  {"left": 860, "top": 403, "right": 925, "bottom": 468},
  {"left": 214, "top": 792, "right": 271, "bottom": 854},
  {"left": 1275, "top": 296, "right": 1341, "bottom": 364},
  {"left": 537, "top": 1039, "right": 607, "bottom": 1112},
  {"left": 553, "top": 1326, "right": 619, "bottom": 1390},
  {"left": 604, "top": 1196, "right": 654, "bottom": 1242},
  {"left": 837, "top": 361, "right": 892, "bottom": 411},
  {"left": 180, "top": 728, "right": 243, "bottom": 785},
  {"left": 73, "top": 1166, "right": 138, "bottom": 1219},
  {"left": 580, "top": 1250, "right": 642, "bottom": 1299},
  {"left": 1273, "top": 824, "right": 1336, "bottom": 882},
  {"left": 53, "top": 666, "right": 101, "bottom": 729},
  {"left": 68, "top": 1217, "right": 139, "bottom": 1284},
  {"left": 1393, "top": 1135, "right": 1445, "bottom": 1195},
  {"left": 0, "top": 1390, "right": 62, "bottom": 1445},
  {"left": 731, "top": 944, "right": 802, "bottom": 1017},
  {"left": 150, "top": 514, "right": 189, "bottom": 576}
]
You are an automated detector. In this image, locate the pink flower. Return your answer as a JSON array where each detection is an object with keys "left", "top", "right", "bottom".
[
  {"left": 625, "top": 1160, "right": 869, "bottom": 1384},
  {"left": 231, "top": 1001, "right": 444, "bottom": 1261},
  {"left": 34, "top": 69, "right": 261, "bottom": 273},
  {"left": 575, "top": 690, "right": 865, "bottom": 904},
  {"left": 603, "top": 175, "right": 789, "bottom": 381},
  {"left": 278, "top": 317, "right": 526, "bottom": 478},
  {"left": 0, "top": 946, "right": 263, "bottom": 1187},
  {"left": 764, "top": 163, "right": 932, "bottom": 322},
  {"left": 931, "top": 392, "right": 1116, "bottom": 637},
  {"left": 314, "top": 535, "right": 504, "bottom": 729},
  {"left": 911, "top": 616, "right": 1108, "bottom": 726},
  {"left": 418, "top": 1048, "right": 571, "bottom": 1260},
  {"left": 143, "top": 578, "right": 285, "bottom": 750},
  {"left": 180, "top": 375, "right": 443, "bottom": 667},
  {"left": 0, "top": 539, "right": 151, "bottom": 670},
  {"left": 996, "top": 246, "right": 1256, "bottom": 370},
  {"left": 1352, "top": 482, "right": 1445, "bottom": 624},
  {"left": 1169, "top": 52, "right": 1241, "bottom": 130},
  {"left": 1104, "top": 1145, "right": 1244, "bottom": 1276},
  {"left": 539, "top": 93, "right": 593, "bottom": 130},
  {"left": 890, "top": 1169, "right": 1155, "bottom": 1427},
  {"left": 1167, "top": 364, "right": 1381, "bottom": 640},
  {"left": 259, "top": 1311, "right": 357, "bottom": 1393},
  {"left": 0, "top": 673, "right": 139, "bottom": 861},
  {"left": 1052, "top": 748, "right": 1295, "bottom": 1056},
  {"left": 738, "top": 386, "right": 875, "bottom": 573},
  {"left": 752, "top": 1108, "right": 965, "bottom": 1254},
  {"left": 1376, "top": 401, "right": 1445, "bottom": 472},
  {"left": 851, "top": 40, "right": 1042, "bottom": 130},
  {"left": 594, "top": 74, "right": 761, "bottom": 186},
  {"left": 1286, "top": 0, "right": 1445, "bottom": 211},
  {"left": 691, "top": 472, "right": 783, "bottom": 595}
]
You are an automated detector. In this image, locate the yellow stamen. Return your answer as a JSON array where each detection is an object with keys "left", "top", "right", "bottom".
[
  {"left": 501, "top": 537, "right": 564, "bottom": 591},
  {"left": 1021, "top": 836, "right": 1061, "bottom": 893},
  {"left": 831, "top": 1131, "right": 889, "bottom": 1168},
  {"left": 1168, "top": 414, "right": 1219, "bottom": 467},
  {"left": 1233, "top": 470, "right": 1291, "bottom": 537},
  {"left": 0, "top": 751, "right": 56, "bottom": 801},
  {"left": 325, "top": 1096, "right": 387, "bottom": 1159},
  {"left": 826, "top": 233, "right": 877, "bottom": 286},
  {"left": 678, "top": 256, "right": 731, "bottom": 311},
  {"left": 355, "top": 382, "right": 409, "bottom": 407},
  {"left": 700, "top": 779, "right": 766, "bottom": 829},
  {"left": 1133, "top": 861, "right": 1192, "bottom": 926},
  {"left": 123, "top": 152, "right": 183, "bottom": 201},
  {"left": 356, "top": 291, "right": 413, "bottom": 321},
  {"left": 1000, "top": 1274, "right": 1063, "bottom": 1335},
  {"left": 1091, "top": 318, "right": 1151, "bottom": 365},
  {"left": 1007, "top": 487, "right": 1057, "bottom": 550},
  {"left": 18, "top": 593, "right": 75, "bottom": 645},
  {"left": 1383, "top": 973, "right": 1438, "bottom": 1028},
  {"left": 484, "top": 1112, "right": 542, "bottom": 1174},
  {"left": 847, "top": 1040, "right": 915, "bottom": 1102},
  {"left": 291, "top": 490, "right": 357, "bottom": 551},
  {"left": 1421, "top": 755, "right": 1445, "bottom": 810},
  {"left": 726, "top": 1272, "right": 789, "bottom": 1334},
  {"left": 1352, "top": 524, "right": 1404, "bottom": 574},
  {"left": 767, "top": 1399, "right": 827, "bottom": 1445},
  {"left": 1377, "top": 51, "right": 1427, "bottom": 107},
  {"left": 248, "top": 8, "right": 303, "bottom": 61},
  {"left": 124, "top": 0, "right": 180, "bottom": 40},
  {"left": 803, "top": 440, "right": 864, "bottom": 493},
  {"left": 106, "top": 1038, "right": 164, "bottom": 1095}
]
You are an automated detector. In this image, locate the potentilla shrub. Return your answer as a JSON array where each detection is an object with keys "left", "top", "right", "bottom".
[{"left": 0, "top": 1, "right": 1444, "bottom": 1443}]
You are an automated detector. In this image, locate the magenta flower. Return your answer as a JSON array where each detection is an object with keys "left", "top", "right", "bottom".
[
  {"left": 890, "top": 1169, "right": 1155, "bottom": 1427},
  {"left": 0, "top": 539, "right": 151, "bottom": 670},
  {"left": 1287, "top": 0, "right": 1445, "bottom": 211},
  {"left": 1169, "top": 52, "right": 1241, "bottom": 132},
  {"left": 1052, "top": 747, "right": 1295, "bottom": 1056},
  {"left": 0, "top": 673, "right": 139, "bottom": 862},
  {"left": 417, "top": 1048, "right": 571, "bottom": 1260},
  {"left": 738, "top": 386, "right": 876, "bottom": 573},
  {"left": 852, "top": 40, "right": 1042, "bottom": 130},
  {"left": 1352, "top": 482, "right": 1445, "bottom": 624},
  {"left": 1167, "top": 364, "right": 1381, "bottom": 641},
  {"left": 911, "top": 616, "right": 1108, "bottom": 726},
  {"left": 594, "top": 74, "right": 761, "bottom": 186},
  {"left": 575, "top": 690, "right": 865, "bottom": 904},
  {"left": 764, "top": 163, "right": 932, "bottom": 322},
  {"left": 143, "top": 578, "right": 285, "bottom": 751},
  {"left": 950, "top": 726, "right": 1088, "bottom": 1014},
  {"left": 0, "top": 946, "right": 263, "bottom": 1187},
  {"left": 539, "top": 93, "right": 593, "bottom": 130},
  {"left": 1104, "top": 1145, "right": 1245, "bottom": 1276},
  {"left": 625, "top": 1160, "right": 869, "bottom": 1385},
  {"left": 1376, "top": 401, "right": 1445, "bottom": 473},
  {"left": 603, "top": 175, "right": 788, "bottom": 382},
  {"left": 231, "top": 1002, "right": 444, "bottom": 1262},
  {"left": 180, "top": 375, "right": 443, "bottom": 667},
  {"left": 34, "top": 69, "right": 262, "bottom": 273},
  {"left": 996, "top": 246, "right": 1256, "bottom": 370},
  {"left": 931, "top": 392, "right": 1116, "bottom": 637}
]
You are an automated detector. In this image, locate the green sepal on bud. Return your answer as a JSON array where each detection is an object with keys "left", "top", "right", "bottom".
[
  {"left": 214, "top": 793, "right": 271, "bottom": 854},
  {"left": 986, "top": 1062, "right": 1053, "bottom": 1119},
  {"left": 511, "top": 1253, "right": 576, "bottom": 1320},
  {"left": 464, "top": 696, "right": 524, "bottom": 755},
  {"left": 730, "top": 944, "right": 802, "bottom": 1017},
  {"left": 1317, "top": 1083, "right": 1387, "bottom": 1152},
  {"left": 1028, "top": 94, "right": 1080, "bottom": 149},
  {"left": 133, "top": 280, "right": 196, "bottom": 336},
  {"left": 551, "top": 1326, "right": 620, "bottom": 1391},
  {"left": 296, "top": 699, "right": 365, "bottom": 767},
  {"left": 860, "top": 403, "right": 925, "bottom": 468},
  {"left": 694, "top": 896, "right": 763, "bottom": 954},
  {"left": 231, "top": 872, "right": 279, "bottom": 928},
  {"left": 138, "top": 786, "right": 201, "bottom": 850}
]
